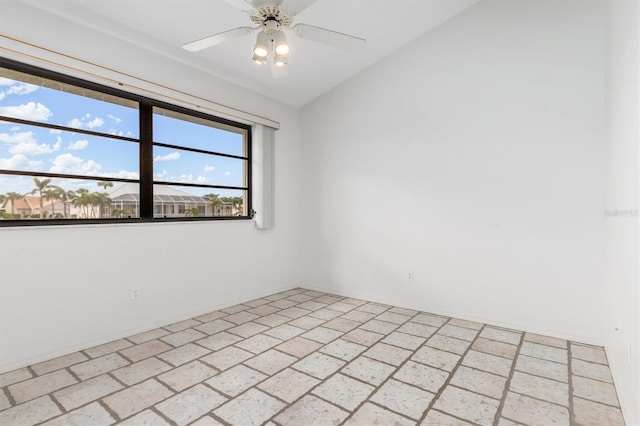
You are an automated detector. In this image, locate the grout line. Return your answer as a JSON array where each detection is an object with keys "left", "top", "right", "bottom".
[{"left": 492, "top": 329, "right": 525, "bottom": 425}]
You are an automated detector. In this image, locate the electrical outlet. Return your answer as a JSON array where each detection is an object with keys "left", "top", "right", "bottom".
[
  {"left": 131, "top": 287, "right": 140, "bottom": 300},
  {"left": 408, "top": 272, "right": 414, "bottom": 281}
]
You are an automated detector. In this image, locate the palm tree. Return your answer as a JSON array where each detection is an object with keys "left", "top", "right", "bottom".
[
  {"left": 55, "top": 187, "right": 74, "bottom": 218},
  {"left": 92, "top": 192, "right": 112, "bottom": 218},
  {"left": 185, "top": 207, "right": 199, "bottom": 217},
  {"left": 97, "top": 181, "right": 114, "bottom": 193},
  {"left": 205, "top": 193, "right": 222, "bottom": 216},
  {"left": 4, "top": 192, "right": 24, "bottom": 218},
  {"left": 32, "top": 177, "right": 52, "bottom": 218},
  {"left": 42, "top": 187, "right": 60, "bottom": 218},
  {"left": 111, "top": 208, "right": 130, "bottom": 218},
  {"left": 222, "top": 196, "right": 244, "bottom": 216},
  {"left": 72, "top": 188, "right": 91, "bottom": 218}
]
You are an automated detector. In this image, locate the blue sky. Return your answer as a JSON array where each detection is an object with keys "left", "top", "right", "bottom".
[{"left": 0, "top": 73, "right": 246, "bottom": 198}]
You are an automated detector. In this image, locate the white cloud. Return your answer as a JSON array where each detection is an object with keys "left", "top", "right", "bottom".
[
  {"left": 0, "top": 102, "right": 52, "bottom": 121},
  {"left": 86, "top": 117, "right": 104, "bottom": 129},
  {"left": 0, "top": 154, "right": 42, "bottom": 170},
  {"left": 224, "top": 171, "right": 231, "bottom": 176},
  {"left": 67, "top": 118, "right": 83, "bottom": 129},
  {"left": 178, "top": 174, "right": 194, "bottom": 182},
  {"left": 0, "top": 131, "right": 37, "bottom": 145},
  {"left": 68, "top": 139, "right": 89, "bottom": 150},
  {"left": 107, "top": 114, "right": 122, "bottom": 124},
  {"left": 196, "top": 176, "right": 208, "bottom": 183},
  {"left": 0, "top": 131, "right": 61, "bottom": 156},
  {"left": 154, "top": 169, "right": 168, "bottom": 179},
  {"left": 102, "top": 170, "right": 139, "bottom": 179},
  {"left": 108, "top": 129, "right": 124, "bottom": 137},
  {"left": 49, "top": 129, "right": 62, "bottom": 134},
  {"left": 204, "top": 165, "right": 215, "bottom": 172},
  {"left": 7, "top": 82, "right": 38, "bottom": 96},
  {"left": 154, "top": 152, "right": 180, "bottom": 162},
  {"left": 0, "top": 78, "right": 16, "bottom": 86},
  {"left": 50, "top": 153, "right": 101, "bottom": 175}
]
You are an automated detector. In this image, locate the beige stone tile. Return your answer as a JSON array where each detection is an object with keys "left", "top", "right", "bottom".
[
  {"left": 323, "top": 317, "right": 361, "bottom": 332},
  {"left": 190, "top": 416, "right": 225, "bottom": 426},
  {"left": 234, "top": 334, "right": 282, "bottom": 354},
  {"left": 497, "top": 418, "right": 522, "bottom": 426},
  {"left": 227, "top": 321, "right": 269, "bottom": 338},
  {"left": 193, "top": 319, "right": 235, "bottom": 335},
  {"left": 376, "top": 311, "right": 412, "bottom": 325},
  {"left": 301, "top": 326, "right": 344, "bottom": 343},
  {"left": 360, "top": 319, "right": 399, "bottom": 334},
  {"left": 288, "top": 315, "right": 327, "bottom": 329},
  {"left": 472, "top": 337, "right": 518, "bottom": 359},
  {"left": 269, "top": 299, "right": 298, "bottom": 309},
  {"left": 383, "top": 331, "right": 426, "bottom": 350},
  {"left": 9, "top": 369, "right": 77, "bottom": 404},
  {"left": 126, "top": 328, "right": 170, "bottom": 344},
  {"left": 524, "top": 332, "right": 567, "bottom": 349},
  {"left": 572, "top": 358, "right": 613, "bottom": 383},
  {"left": 157, "top": 343, "right": 210, "bottom": 367},
  {"left": 118, "top": 409, "right": 171, "bottom": 425},
  {"left": 292, "top": 352, "right": 345, "bottom": 379},
  {"left": 246, "top": 304, "right": 281, "bottom": 316},
  {"left": 515, "top": 354, "right": 568, "bottom": 383},
  {"left": 264, "top": 324, "right": 306, "bottom": 340},
  {"left": 206, "top": 365, "right": 267, "bottom": 397},
  {"left": 264, "top": 292, "right": 289, "bottom": 301},
  {"left": 356, "top": 303, "right": 390, "bottom": 315},
  {"left": 342, "top": 328, "right": 385, "bottom": 346},
  {"left": 287, "top": 293, "right": 315, "bottom": 303},
  {"left": 308, "top": 308, "right": 343, "bottom": 321},
  {"left": 201, "top": 346, "right": 254, "bottom": 371},
  {"left": 160, "top": 329, "right": 207, "bottom": 347},
  {"left": 278, "top": 306, "right": 313, "bottom": 319},
  {"left": 572, "top": 375, "right": 620, "bottom": 406},
  {"left": 214, "top": 388, "right": 285, "bottom": 426},
  {"left": 573, "top": 397, "right": 625, "bottom": 426},
  {"left": 243, "top": 349, "right": 298, "bottom": 375},
  {"left": 510, "top": 371, "right": 568, "bottom": 407},
  {"left": 40, "top": 401, "right": 114, "bottom": 426},
  {"left": 422, "top": 410, "right": 475, "bottom": 425},
  {"left": 275, "top": 395, "right": 348, "bottom": 426},
  {"left": 389, "top": 306, "right": 418, "bottom": 316},
  {"left": 103, "top": 379, "right": 173, "bottom": 419},
  {"left": 243, "top": 297, "right": 272, "bottom": 307},
  {"left": 0, "top": 390, "right": 10, "bottom": 410},
  {"left": 119, "top": 339, "right": 172, "bottom": 362},
  {"left": 85, "top": 339, "right": 133, "bottom": 358},
  {"left": 0, "top": 396, "right": 61, "bottom": 425},
  {"left": 345, "top": 402, "right": 414, "bottom": 426},
  {"left": 312, "top": 373, "right": 374, "bottom": 410},
  {"left": 0, "top": 367, "right": 33, "bottom": 387},
  {"left": 571, "top": 343, "right": 608, "bottom": 365},
  {"left": 433, "top": 385, "right": 500, "bottom": 425},
  {"left": 254, "top": 313, "right": 290, "bottom": 328},
  {"left": 364, "top": 342, "right": 412, "bottom": 366},
  {"left": 276, "top": 336, "right": 323, "bottom": 358},
  {"left": 342, "top": 297, "right": 369, "bottom": 306},
  {"left": 193, "top": 310, "right": 227, "bottom": 323},
  {"left": 394, "top": 360, "right": 449, "bottom": 393},
  {"left": 340, "top": 310, "right": 377, "bottom": 322},
  {"left": 341, "top": 355, "right": 397, "bottom": 386},
  {"left": 257, "top": 368, "right": 320, "bottom": 403},
  {"left": 371, "top": 379, "right": 434, "bottom": 420},
  {"left": 220, "top": 304, "right": 250, "bottom": 314},
  {"left": 156, "top": 384, "right": 227, "bottom": 426},
  {"left": 462, "top": 350, "right": 513, "bottom": 377},
  {"left": 447, "top": 318, "right": 483, "bottom": 330},
  {"left": 54, "top": 374, "right": 123, "bottom": 411},
  {"left": 31, "top": 352, "right": 88, "bottom": 375},
  {"left": 398, "top": 322, "right": 438, "bottom": 338},
  {"left": 520, "top": 342, "right": 567, "bottom": 364},
  {"left": 111, "top": 357, "right": 173, "bottom": 386},
  {"left": 196, "top": 331, "right": 243, "bottom": 351},
  {"left": 315, "top": 295, "right": 344, "bottom": 304},
  {"left": 301, "top": 289, "right": 325, "bottom": 297},
  {"left": 157, "top": 360, "right": 218, "bottom": 392},
  {"left": 501, "top": 391, "right": 569, "bottom": 426},
  {"left": 326, "top": 301, "right": 357, "bottom": 313},
  {"left": 480, "top": 327, "right": 522, "bottom": 345},
  {"left": 426, "top": 334, "right": 471, "bottom": 355},
  {"left": 439, "top": 324, "right": 479, "bottom": 341},
  {"left": 223, "top": 310, "right": 259, "bottom": 324},
  {"left": 412, "top": 313, "right": 449, "bottom": 327},
  {"left": 413, "top": 346, "right": 461, "bottom": 371},
  {"left": 319, "top": 339, "right": 367, "bottom": 361},
  {"left": 164, "top": 319, "right": 201, "bottom": 333},
  {"left": 450, "top": 366, "right": 507, "bottom": 399}
]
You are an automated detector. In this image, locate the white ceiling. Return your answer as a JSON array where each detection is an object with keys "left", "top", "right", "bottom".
[{"left": 20, "top": 0, "right": 480, "bottom": 108}]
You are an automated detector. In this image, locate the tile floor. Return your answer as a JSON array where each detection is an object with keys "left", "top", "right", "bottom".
[{"left": 0, "top": 288, "right": 626, "bottom": 426}]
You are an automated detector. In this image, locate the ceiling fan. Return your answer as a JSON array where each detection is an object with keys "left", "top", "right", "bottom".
[{"left": 181, "top": 0, "right": 366, "bottom": 73}]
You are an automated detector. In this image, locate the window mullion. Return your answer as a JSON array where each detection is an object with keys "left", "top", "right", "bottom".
[{"left": 140, "top": 102, "right": 154, "bottom": 220}]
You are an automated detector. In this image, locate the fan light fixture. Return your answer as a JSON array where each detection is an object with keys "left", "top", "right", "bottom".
[{"left": 252, "top": 17, "right": 290, "bottom": 66}]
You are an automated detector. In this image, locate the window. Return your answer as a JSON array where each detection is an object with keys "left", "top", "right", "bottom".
[{"left": 0, "top": 58, "right": 251, "bottom": 225}]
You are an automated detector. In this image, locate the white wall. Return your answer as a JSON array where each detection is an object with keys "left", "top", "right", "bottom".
[
  {"left": 604, "top": 1, "right": 640, "bottom": 424},
  {"left": 0, "top": 4, "right": 302, "bottom": 372},
  {"left": 300, "top": 0, "right": 606, "bottom": 343}
]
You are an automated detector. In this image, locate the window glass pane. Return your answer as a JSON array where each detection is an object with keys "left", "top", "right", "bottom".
[
  {"left": 153, "top": 107, "right": 245, "bottom": 156},
  {"left": 153, "top": 146, "right": 245, "bottom": 187},
  {"left": 0, "top": 175, "right": 138, "bottom": 220},
  {"left": 0, "top": 120, "right": 139, "bottom": 177},
  {"left": 152, "top": 185, "right": 246, "bottom": 218},
  {"left": 0, "top": 68, "right": 139, "bottom": 137}
]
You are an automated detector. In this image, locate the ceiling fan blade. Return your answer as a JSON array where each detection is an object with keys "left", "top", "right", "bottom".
[
  {"left": 271, "top": 62, "right": 289, "bottom": 79},
  {"left": 224, "top": 0, "right": 254, "bottom": 12},
  {"left": 282, "top": 0, "right": 319, "bottom": 16},
  {"left": 182, "top": 27, "right": 255, "bottom": 52},
  {"left": 293, "top": 24, "right": 366, "bottom": 51}
]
